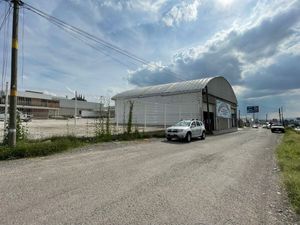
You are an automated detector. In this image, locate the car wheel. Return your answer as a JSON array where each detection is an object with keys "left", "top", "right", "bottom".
[
  {"left": 201, "top": 131, "right": 206, "bottom": 140},
  {"left": 185, "top": 132, "right": 191, "bottom": 143},
  {"left": 167, "top": 137, "right": 172, "bottom": 141}
]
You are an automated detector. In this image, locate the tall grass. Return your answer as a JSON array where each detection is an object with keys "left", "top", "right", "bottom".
[
  {"left": 0, "top": 131, "right": 165, "bottom": 160},
  {"left": 277, "top": 129, "right": 300, "bottom": 213}
]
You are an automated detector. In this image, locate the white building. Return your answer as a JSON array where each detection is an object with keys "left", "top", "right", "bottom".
[
  {"left": 0, "top": 90, "right": 103, "bottom": 119},
  {"left": 58, "top": 98, "right": 102, "bottom": 118},
  {"left": 112, "top": 76, "right": 238, "bottom": 134}
]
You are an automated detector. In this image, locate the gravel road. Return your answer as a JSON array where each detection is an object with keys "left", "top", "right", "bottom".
[{"left": 0, "top": 128, "right": 298, "bottom": 225}]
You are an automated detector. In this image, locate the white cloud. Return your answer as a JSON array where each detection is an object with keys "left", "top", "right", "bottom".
[
  {"left": 1, "top": 0, "right": 300, "bottom": 116},
  {"left": 232, "top": 85, "right": 247, "bottom": 97},
  {"left": 129, "top": 0, "right": 300, "bottom": 90},
  {"left": 216, "top": 0, "right": 235, "bottom": 9},
  {"left": 100, "top": 0, "right": 167, "bottom": 13},
  {"left": 162, "top": 0, "right": 202, "bottom": 27}
]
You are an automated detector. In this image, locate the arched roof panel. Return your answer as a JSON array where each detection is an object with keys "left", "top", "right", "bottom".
[{"left": 112, "top": 76, "right": 237, "bottom": 104}]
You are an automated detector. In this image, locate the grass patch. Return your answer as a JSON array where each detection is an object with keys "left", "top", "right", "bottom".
[
  {"left": 0, "top": 130, "right": 165, "bottom": 161},
  {"left": 277, "top": 129, "right": 300, "bottom": 213}
]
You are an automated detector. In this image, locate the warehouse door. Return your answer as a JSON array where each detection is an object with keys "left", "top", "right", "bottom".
[{"left": 203, "top": 111, "right": 214, "bottom": 131}]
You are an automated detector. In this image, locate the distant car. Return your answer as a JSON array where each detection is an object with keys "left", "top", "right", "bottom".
[
  {"left": 0, "top": 111, "right": 32, "bottom": 122},
  {"left": 21, "top": 114, "right": 32, "bottom": 122},
  {"left": 252, "top": 124, "right": 259, "bottom": 128},
  {"left": 288, "top": 124, "right": 295, "bottom": 128},
  {"left": 271, "top": 124, "right": 285, "bottom": 133},
  {"left": 295, "top": 127, "right": 300, "bottom": 133},
  {"left": 166, "top": 119, "right": 206, "bottom": 142}
]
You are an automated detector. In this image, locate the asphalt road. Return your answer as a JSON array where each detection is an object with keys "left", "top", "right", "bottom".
[{"left": 0, "top": 128, "right": 297, "bottom": 225}]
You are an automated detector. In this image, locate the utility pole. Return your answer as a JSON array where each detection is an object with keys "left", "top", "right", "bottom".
[
  {"left": 4, "top": 82, "right": 9, "bottom": 133},
  {"left": 8, "top": 0, "right": 22, "bottom": 147},
  {"left": 281, "top": 106, "right": 284, "bottom": 126},
  {"left": 279, "top": 108, "right": 281, "bottom": 123},
  {"left": 74, "top": 91, "right": 77, "bottom": 126},
  {"left": 266, "top": 113, "right": 268, "bottom": 122},
  {"left": 99, "top": 96, "right": 103, "bottom": 119}
]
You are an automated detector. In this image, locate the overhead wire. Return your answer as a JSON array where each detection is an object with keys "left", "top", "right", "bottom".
[
  {"left": 28, "top": 9, "right": 140, "bottom": 70},
  {"left": 60, "top": 27, "right": 139, "bottom": 70},
  {"left": 1, "top": 3, "right": 11, "bottom": 92},
  {"left": 23, "top": 3, "right": 151, "bottom": 65},
  {"left": 22, "top": 2, "right": 185, "bottom": 82},
  {"left": 0, "top": 3, "right": 12, "bottom": 32},
  {"left": 22, "top": 4, "right": 148, "bottom": 72},
  {"left": 42, "top": 12, "right": 138, "bottom": 70},
  {"left": 21, "top": 5, "right": 25, "bottom": 90},
  {"left": 0, "top": 0, "right": 7, "bottom": 5}
]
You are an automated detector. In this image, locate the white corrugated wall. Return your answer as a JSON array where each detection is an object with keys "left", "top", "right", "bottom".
[{"left": 115, "top": 92, "right": 203, "bottom": 127}]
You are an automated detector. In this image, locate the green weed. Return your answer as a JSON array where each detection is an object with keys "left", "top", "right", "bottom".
[
  {"left": 0, "top": 130, "right": 165, "bottom": 161},
  {"left": 277, "top": 130, "right": 300, "bottom": 213}
]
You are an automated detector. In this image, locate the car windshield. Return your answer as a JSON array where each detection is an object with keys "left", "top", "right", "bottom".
[{"left": 175, "top": 120, "right": 191, "bottom": 127}]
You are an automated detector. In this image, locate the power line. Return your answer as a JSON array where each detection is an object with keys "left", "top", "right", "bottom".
[
  {"left": 23, "top": 3, "right": 149, "bottom": 64},
  {"left": 26, "top": 9, "right": 139, "bottom": 70},
  {"left": 1, "top": 4, "right": 11, "bottom": 92},
  {"left": 22, "top": 2, "right": 185, "bottom": 82},
  {"left": 0, "top": 3, "right": 12, "bottom": 31},
  {"left": 21, "top": 5, "right": 25, "bottom": 89}
]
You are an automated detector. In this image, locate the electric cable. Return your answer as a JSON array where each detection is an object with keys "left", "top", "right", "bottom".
[
  {"left": 21, "top": 6, "right": 25, "bottom": 89},
  {"left": 32, "top": 12, "right": 140, "bottom": 70},
  {"left": 22, "top": 2, "right": 185, "bottom": 82},
  {"left": 0, "top": 4, "right": 11, "bottom": 31},
  {"left": 1, "top": 4, "right": 11, "bottom": 92}
]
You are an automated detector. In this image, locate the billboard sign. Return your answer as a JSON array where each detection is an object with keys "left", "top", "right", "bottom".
[
  {"left": 216, "top": 100, "right": 231, "bottom": 118},
  {"left": 247, "top": 106, "right": 259, "bottom": 113}
]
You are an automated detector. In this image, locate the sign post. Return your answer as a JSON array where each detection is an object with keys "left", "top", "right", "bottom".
[{"left": 247, "top": 106, "right": 259, "bottom": 123}]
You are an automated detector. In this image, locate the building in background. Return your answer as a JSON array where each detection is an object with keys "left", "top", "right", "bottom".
[
  {"left": 0, "top": 90, "right": 59, "bottom": 118},
  {"left": 0, "top": 90, "right": 103, "bottom": 119},
  {"left": 112, "top": 76, "right": 237, "bottom": 134},
  {"left": 57, "top": 98, "right": 102, "bottom": 118}
]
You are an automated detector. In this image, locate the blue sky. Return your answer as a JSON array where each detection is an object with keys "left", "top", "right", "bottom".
[{"left": 0, "top": 0, "right": 300, "bottom": 119}]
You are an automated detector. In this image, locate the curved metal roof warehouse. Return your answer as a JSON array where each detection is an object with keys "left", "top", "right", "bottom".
[
  {"left": 112, "top": 76, "right": 237, "bottom": 104},
  {"left": 112, "top": 76, "right": 238, "bottom": 134}
]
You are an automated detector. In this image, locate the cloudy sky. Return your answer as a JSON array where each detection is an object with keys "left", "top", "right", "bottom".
[{"left": 0, "top": 0, "right": 299, "bottom": 118}]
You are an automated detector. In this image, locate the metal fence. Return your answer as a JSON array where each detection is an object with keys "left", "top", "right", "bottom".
[{"left": 0, "top": 116, "right": 164, "bottom": 142}]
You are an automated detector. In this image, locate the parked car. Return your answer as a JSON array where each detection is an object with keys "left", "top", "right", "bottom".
[
  {"left": 165, "top": 119, "right": 206, "bottom": 142},
  {"left": 20, "top": 113, "right": 32, "bottom": 122},
  {"left": 252, "top": 124, "right": 259, "bottom": 128},
  {"left": 271, "top": 124, "right": 285, "bottom": 133},
  {"left": 0, "top": 111, "right": 32, "bottom": 122},
  {"left": 295, "top": 127, "right": 300, "bottom": 133}
]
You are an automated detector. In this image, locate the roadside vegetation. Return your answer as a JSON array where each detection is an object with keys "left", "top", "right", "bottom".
[
  {"left": 0, "top": 100, "right": 164, "bottom": 160},
  {"left": 277, "top": 129, "right": 300, "bottom": 213},
  {"left": 0, "top": 131, "right": 164, "bottom": 160}
]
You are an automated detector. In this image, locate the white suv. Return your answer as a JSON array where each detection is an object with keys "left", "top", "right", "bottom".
[{"left": 166, "top": 119, "right": 206, "bottom": 142}]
